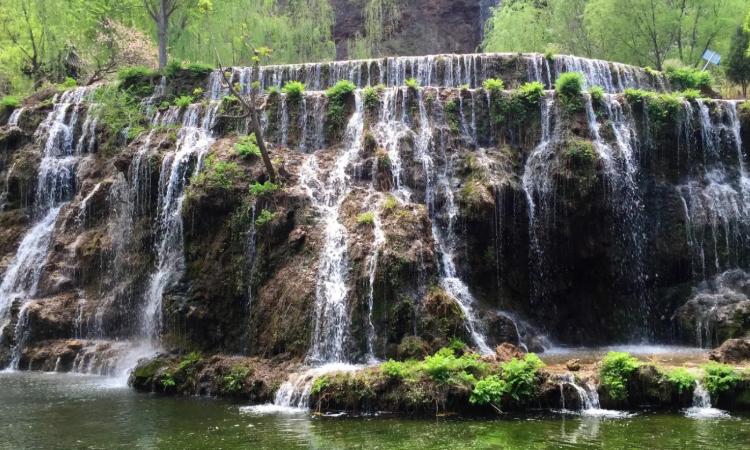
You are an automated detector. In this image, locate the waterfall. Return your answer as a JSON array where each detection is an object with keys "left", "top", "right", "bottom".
[
  {"left": 0, "top": 88, "right": 93, "bottom": 367},
  {"left": 7, "top": 107, "right": 24, "bottom": 127},
  {"left": 685, "top": 381, "right": 729, "bottom": 419},
  {"left": 139, "top": 103, "right": 218, "bottom": 346},
  {"left": 303, "top": 92, "right": 364, "bottom": 364},
  {"left": 558, "top": 374, "right": 631, "bottom": 417},
  {"left": 208, "top": 53, "right": 664, "bottom": 95}
]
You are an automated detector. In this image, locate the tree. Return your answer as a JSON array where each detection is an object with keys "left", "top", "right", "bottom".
[
  {"left": 86, "top": 19, "right": 157, "bottom": 85},
  {"left": 215, "top": 46, "right": 277, "bottom": 183},
  {"left": 727, "top": 23, "right": 750, "bottom": 97},
  {"left": 0, "top": 0, "right": 49, "bottom": 88},
  {"left": 143, "top": 0, "right": 211, "bottom": 68}
]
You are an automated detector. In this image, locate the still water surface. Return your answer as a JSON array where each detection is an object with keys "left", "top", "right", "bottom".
[{"left": 0, "top": 371, "right": 748, "bottom": 449}]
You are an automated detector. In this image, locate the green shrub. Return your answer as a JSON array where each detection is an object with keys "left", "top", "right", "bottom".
[
  {"left": 448, "top": 337, "right": 466, "bottom": 354},
  {"left": 470, "top": 375, "right": 506, "bottom": 406},
  {"left": 555, "top": 72, "right": 584, "bottom": 112},
  {"left": 1, "top": 95, "right": 20, "bottom": 109},
  {"left": 624, "top": 88, "right": 653, "bottom": 103},
  {"left": 249, "top": 180, "right": 279, "bottom": 197},
  {"left": 255, "top": 208, "right": 275, "bottom": 227},
  {"left": 647, "top": 93, "right": 682, "bottom": 125},
  {"left": 383, "top": 194, "right": 398, "bottom": 210},
  {"left": 405, "top": 78, "right": 420, "bottom": 90},
  {"left": 282, "top": 80, "right": 305, "bottom": 100},
  {"left": 483, "top": 78, "right": 505, "bottom": 93},
  {"left": 326, "top": 80, "right": 356, "bottom": 139},
  {"left": 423, "top": 348, "right": 457, "bottom": 382},
  {"left": 517, "top": 81, "right": 545, "bottom": 104},
  {"left": 702, "top": 362, "right": 741, "bottom": 395},
  {"left": 665, "top": 368, "right": 697, "bottom": 394},
  {"left": 118, "top": 66, "right": 160, "bottom": 96},
  {"left": 326, "top": 80, "right": 356, "bottom": 99},
  {"left": 422, "top": 347, "right": 488, "bottom": 383},
  {"left": 60, "top": 77, "right": 77, "bottom": 89},
  {"left": 310, "top": 375, "right": 330, "bottom": 396},
  {"left": 665, "top": 66, "right": 713, "bottom": 91},
  {"left": 381, "top": 360, "right": 407, "bottom": 380},
  {"left": 193, "top": 87, "right": 204, "bottom": 97},
  {"left": 235, "top": 134, "right": 261, "bottom": 158},
  {"left": 192, "top": 155, "right": 240, "bottom": 189},
  {"left": 357, "top": 211, "right": 375, "bottom": 225},
  {"left": 160, "top": 373, "right": 176, "bottom": 389},
  {"left": 681, "top": 89, "right": 701, "bottom": 101},
  {"left": 178, "top": 351, "right": 202, "bottom": 372},
  {"left": 93, "top": 85, "right": 146, "bottom": 143},
  {"left": 589, "top": 86, "right": 604, "bottom": 103},
  {"left": 499, "top": 354, "right": 544, "bottom": 402},
  {"left": 363, "top": 85, "right": 381, "bottom": 109},
  {"left": 564, "top": 139, "right": 596, "bottom": 164},
  {"left": 223, "top": 365, "right": 251, "bottom": 393},
  {"left": 174, "top": 95, "right": 194, "bottom": 108},
  {"left": 600, "top": 352, "right": 640, "bottom": 401},
  {"left": 165, "top": 61, "right": 213, "bottom": 78}
]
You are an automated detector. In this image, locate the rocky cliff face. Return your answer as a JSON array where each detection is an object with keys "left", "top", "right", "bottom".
[
  {"left": 330, "top": 0, "right": 498, "bottom": 58},
  {"left": 0, "top": 53, "right": 748, "bottom": 377}
]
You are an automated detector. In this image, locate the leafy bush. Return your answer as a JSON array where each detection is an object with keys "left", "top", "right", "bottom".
[
  {"left": 60, "top": 77, "right": 77, "bottom": 89},
  {"left": 249, "top": 181, "right": 279, "bottom": 197},
  {"left": 483, "top": 78, "right": 505, "bottom": 93},
  {"left": 383, "top": 194, "right": 398, "bottom": 210},
  {"left": 93, "top": 85, "right": 146, "bottom": 143},
  {"left": 405, "top": 78, "right": 420, "bottom": 90},
  {"left": 1, "top": 95, "right": 19, "bottom": 109},
  {"left": 160, "top": 373, "right": 176, "bottom": 389},
  {"left": 311, "top": 375, "right": 330, "bottom": 396},
  {"left": 178, "top": 351, "right": 202, "bottom": 373},
  {"left": 555, "top": 72, "right": 584, "bottom": 112},
  {"left": 665, "top": 368, "right": 697, "bottom": 394},
  {"left": 665, "top": 66, "right": 713, "bottom": 91},
  {"left": 223, "top": 365, "right": 251, "bottom": 393},
  {"left": 165, "top": 61, "right": 213, "bottom": 78},
  {"left": 470, "top": 375, "right": 506, "bottom": 405},
  {"left": 193, "top": 155, "right": 241, "bottom": 189},
  {"left": 381, "top": 360, "right": 407, "bottom": 380},
  {"left": 681, "top": 89, "right": 701, "bottom": 101},
  {"left": 357, "top": 211, "right": 375, "bottom": 225},
  {"left": 326, "top": 80, "right": 356, "bottom": 99},
  {"left": 517, "top": 81, "right": 545, "bottom": 104},
  {"left": 599, "top": 352, "right": 640, "bottom": 401},
  {"left": 363, "top": 85, "right": 382, "bottom": 109},
  {"left": 499, "top": 354, "right": 545, "bottom": 401},
  {"left": 282, "top": 81, "right": 305, "bottom": 100},
  {"left": 702, "top": 362, "right": 741, "bottom": 395},
  {"left": 235, "top": 134, "right": 261, "bottom": 158},
  {"left": 589, "top": 86, "right": 604, "bottom": 103},
  {"left": 624, "top": 88, "right": 652, "bottom": 103},
  {"left": 255, "top": 208, "right": 275, "bottom": 227},
  {"left": 174, "top": 95, "right": 194, "bottom": 108},
  {"left": 118, "top": 66, "right": 160, "bottom": 96},
  {"left": 422, "top": 347, "right": 488, "bottom": 383},
  {"left": 326, "top": 80, "right": 357, "bottom": 139},
  {"left": 647, "top": 93, "right": 682, "bottom": 125}
]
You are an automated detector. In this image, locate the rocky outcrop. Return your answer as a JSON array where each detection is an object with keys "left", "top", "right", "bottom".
[{"left": 710, "top": 338, "right": 750, "bottom": 363}]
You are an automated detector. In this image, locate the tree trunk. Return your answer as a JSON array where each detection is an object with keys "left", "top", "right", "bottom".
[
  {"left": 157, "top": 0, "right": 169, "bottom": 69},
  {"left": 247, "top": 96, "right": 277, "bottom": 183}
]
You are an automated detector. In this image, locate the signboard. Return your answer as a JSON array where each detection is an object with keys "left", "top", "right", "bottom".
[{"left": 702, "top": 49, "right": 721, "bottom": 65}]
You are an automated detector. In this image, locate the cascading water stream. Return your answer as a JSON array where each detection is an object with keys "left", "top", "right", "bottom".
[
  {"left": 558, "top": 374, "right": 632, "bottom": 418},
  {"left": 0, "top": 88, "right": 93, "bottom": 368},
  {"left": 685, "top": 380, "right": 729, "bottom": 419}
]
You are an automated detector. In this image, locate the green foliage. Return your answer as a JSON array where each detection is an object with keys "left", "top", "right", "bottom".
[
  {"left": 517, "top": 81, "right": 545, "bottom": 104},
  {"left": 647, "top": 92, "right": 682, "bottom": 125},
  {"left": 498, "top": 354, "right": 545, "bottom": 402},
  {"left": 160, "top": 373, "right": 176, "bottom": 389},
  {"left": 282, "top": 80, "right": 305, "bottom": 101},
  {"left": 165, "top": 61, "right": 213, "bottom": 78},
  {"left": 357, "top": 211, "right": 375, "bottom": 225},
  {"left": 381, "top": 360, "right": 407, "bottom": 380},
  {"left": 118, "top": 66, "right": 160, "bottom": 96},
  {"left": 266, "top": 86, "right": 281, "bottom": 96},
  {"left": 173, "top": 95, "right": 194, "bottom": 108},
  {"left": 255, "top": 208, "right": 275, "bottom": 227},
  {"left": 383, "top": 194, "right": 398, "bottom": 210},
  {"left": 589, "top": 85, "right": 604, "bottom": 103},
  {"left": 235, "top": 134, "right": 261, "bottom": 158},
  {"left": 599, "top": 351, "right": 640, "bottom": 401},
  {"left": 725, "top": 25, "right": 750, "bottom": 94},
  {"left": 665, "top": 368, "right": 697, "bottom": 394},
  {"left": 178, "top": 352, "right": 202, "bottom": 372},
  {"left": 223, "top": 365, "right": 251, "bottom": 393},
  {"left": 702, "top": 362, "right": 742, "bottom": 395},
  {"left": 470, "top": 375, "right": 507, "bottom": 406},
  {"left": 555, "top": 72, "right": 584, "bottom": 112},
  {"left": 249, "top": 181, "right": 279, "bottom": 197},
  {"left": 1, "top": 96, "right": 20, "bottom": 109},
  {"left": 422, "top": 348, "right": 488, "bottom": 384},
  {"left": 93, "top": 85, "right": 145, "bottom": 142},
  {"left": 405, "top": 78, "right": 420, "bottom": 90},
  {"left": 326, "top": 80, "right": 356, "bottom": 139},
  {"left": 60, "top": 77, "right": 77, "bottom": 89},
  {"left": 311, "top": 375, "right": 330, "bottom": 396},
  {"left": 681, "top": 89, "right": 702, "bottom": 101},
  {"left": 193, "top": 155, "right": 241, "bottom": 190},
  {"left": 363, "top": 85, "right": 383, "bottom": 109},
  {"left": 565, "top": 140, "right": 596, "bottom": 164},
  {"left": 665, "top": 66, "right": 713, "bottom": 91},
  {"left": 482, "top": 78, "right": 505, "bottom": 93},
  {"left": 489, "top": 81, "right": 545, "bottom": 127}
]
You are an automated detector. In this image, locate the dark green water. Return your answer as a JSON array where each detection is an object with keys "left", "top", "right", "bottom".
[{"left": 1, "top": 372, "right": 748, "bottom": 450}]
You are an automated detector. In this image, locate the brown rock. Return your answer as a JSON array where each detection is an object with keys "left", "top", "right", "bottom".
[
  {"left": 495, "top": 342, "right": 525, "bottom": 361},
  {"left": 709, "top": 338, "right": 750, "bottom": 363},
  {"left": 566, "top": 359, "right": 581, "bottom": 371}
]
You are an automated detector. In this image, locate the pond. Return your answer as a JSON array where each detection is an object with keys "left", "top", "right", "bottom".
[{"left": 1, "top": 371, "right": 748, "bottom": 449}]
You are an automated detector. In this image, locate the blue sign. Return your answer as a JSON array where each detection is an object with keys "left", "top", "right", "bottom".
[{"left": 702, "top": 49, "right": 721, "bottom": 65}]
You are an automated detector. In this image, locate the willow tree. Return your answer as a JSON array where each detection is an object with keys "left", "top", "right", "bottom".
[{"left": 143, "top": 0, "right": 212, "bottom": 68}]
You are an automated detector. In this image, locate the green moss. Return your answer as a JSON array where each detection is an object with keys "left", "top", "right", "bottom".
[
  {"left": 133, "top": 359, "right": 165, "bottom": 380},
  {"left": 564, "top": 139, "right": 596, "bottom": 165},
  {"left": 117, "top": 66, "right": 160, "bottom": 96},
  {"left": 249, "top": 181, "right": 279, "bottom": 197},
  {"left": 600, "top": 352, "right": 640, "bottom": 401},
  {"left": 173, "top": 95, "right": 194, "bottom": 108},
  {"left": 223, "top": 365, "right": 251, "bottom": 393},
  {"left": 383, "top": 194, "right": 398, "bottom": 211},
  {"left": 192, "top": 155, "right": 241, "bottom": 190},
  {"left": 255, "top": 208, "right": 276, "bottom": 227},
  {"left": 235, "top": 134, "right": 261, "bottom": 158},
  {"left": 1, "top": 95, "right": 20, "bottom": 109},
  {"left": 589, "top": 86, "right": 604, "bottom": 104},
  {"left": 165, "top": 61, "right": 213, "bottom": 78},
  {"left": 363, "top": 84, "right": 383, "bottom": 110},
  {"left": 444, "top": 98, "right": 461, "bottom": 132},
  {"left": 325, "top": 80, "right": 356, "bottom": 141},
  {"left": 405, "top": 78, "right": 420, "bottom": 90},
  {"left": 311, "top": 375, "right": 330, "bottom": 396}
]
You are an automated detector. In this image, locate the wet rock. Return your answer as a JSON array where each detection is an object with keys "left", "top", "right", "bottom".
[
  {"left": 566, "top": 359, "right": 581, "bottom": 371},
  {"left": 710, "top": 338, "right": 750, "bottom": 363},
  {"left": 495, "top": 342, "right": 524, "bottom": 361}
]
